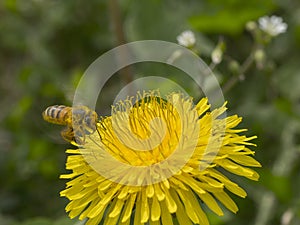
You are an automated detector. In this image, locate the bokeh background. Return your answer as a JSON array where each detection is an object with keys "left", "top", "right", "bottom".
[{"left": 1, "top": 0, "right": 300, "bottom": 225}]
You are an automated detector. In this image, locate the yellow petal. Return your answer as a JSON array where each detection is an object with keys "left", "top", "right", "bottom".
[
  {"left": 213, "top": 191, "right": 238, "bottom": 213},
  {"left": 218, "top": 158, "right": 260, "bottom": 180},
  {"left": 176, "top": 175, "right": 206, "bottom": 194},
  {"left": 198, "top": 192, "right": 223, "bottom": 216},
  {"left": 169, "top": 177, "right": 188, "bottom": 191},
  {"left": 60, "top": 173, "right": 77, "bottom": 179},
  {"left": 81, "top": 200, "right": 108, "bottom": 223},
  {"left": 170, "top": 189, "right": 193, "bottom": 225},
  {"left": 121, "top": 193, "right": 137, "bottom": 223},
  {"left": 228, "top": 155, "right": 262, "bottom": 167},
  {"left": 133, "top": 194, "right": 142, "bottom": 225},
  {"left": 98, "top": 179, "right": 113, "bottom": 191},
  {"left": 141, "top": 189, "right": 150, "bottom": 223},
  {"left": 99, "top": 184, "right": 122, "bottom": 205},
  {"left": 109, "top": 198, "right": 125, "bottom": 218},
  {"left": 69, "top": 206, "right": 85, "bottom": 219},
  {"left": 209, "top": 169, "right": 247, "bottom": 197},
  {"left": 146, "top": 184, "right": 154, "bottom": 198},
  {"left": 86, "top": 212, "right": 104, "bottom": 225},
  {"left": 184, "top": 189, "right": 209, "bottom": 225},
  {"left": 104, "top": 198, "right": 122, "bottom": 225},
  {"left": 195, "top": 97, "right": 210, "bottom": 116},
  {"left": 175, "top": 189, "right": 199, "bottom": 224},
  {"left": 199, "top": 176, "right": 224, "bottom": 188},
  {"left": 149, "top": 219, "right": 160, "bottom": 225},
  {"left": 79, "top": 198, "right": 101, "bottom": 220},
  {"left": 72, "top": 192, "right": 98, "bottom": 211},
  {"left": 161, "top": 200, "right": 173, "bottom": 225},
  {"left": 154, "top": 183, "right": 165, "bottom": 201},
  {"left": 87, "top": 200, "right": 107, "bottom": 218},
  {"left": 151, "top": 195, "right": 161, "bottom": 221},
  {"left": 161, "top": 184, "right": 177, "bottom": 213}
]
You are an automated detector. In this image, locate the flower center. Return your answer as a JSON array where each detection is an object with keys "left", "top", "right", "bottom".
[
  {"left": 100, "top": 94, "right": 183, "bottom": 166},
  {"left": 81, "top": 91, "right": 201, "bottom": 185}
]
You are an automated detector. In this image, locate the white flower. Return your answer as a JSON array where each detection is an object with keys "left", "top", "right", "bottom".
[
  {"left": 258, "top": 15, "right": 288, "bottom": 36},
  {"left": 176, "top": 30, "right": 196, "bottom": 48},
  {"left": 211, "top": 48, "right": 222, "bottom": 64}
]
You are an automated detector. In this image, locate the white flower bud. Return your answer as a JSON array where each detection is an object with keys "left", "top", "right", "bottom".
[{"left": 176, "top": 30, "right": 196, "bottom": 48}]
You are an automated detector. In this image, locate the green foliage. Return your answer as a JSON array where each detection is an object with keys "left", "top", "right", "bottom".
[
  {"left": 1, "top": 0, "right": 300, "bottom": 224},
  {"left": 189, "top": 0, "right": 276, "bottom": 35}
]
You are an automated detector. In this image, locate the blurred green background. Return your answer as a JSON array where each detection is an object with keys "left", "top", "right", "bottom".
[{"left": 1, "top": 0, "right": 300, "bottom": 225}]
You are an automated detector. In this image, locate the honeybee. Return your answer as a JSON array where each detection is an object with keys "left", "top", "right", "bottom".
[{"left": 42, "top": 105, "right": 98, "bottom": 145}]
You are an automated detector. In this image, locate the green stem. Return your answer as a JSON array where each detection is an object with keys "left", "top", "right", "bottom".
[{"left": 222, "top": 52, "right": 254, "bottom": 94}]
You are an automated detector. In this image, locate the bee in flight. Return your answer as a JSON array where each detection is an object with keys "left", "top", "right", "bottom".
[{"left": 42, "top": 105, "right": 99, "bottom": 145}]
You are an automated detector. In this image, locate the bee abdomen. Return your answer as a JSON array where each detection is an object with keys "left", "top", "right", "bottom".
[{"left": 42, "top": 105, "right": 71, "bottom": 125}]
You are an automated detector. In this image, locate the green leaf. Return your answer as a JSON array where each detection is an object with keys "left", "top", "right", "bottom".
[{"left": 189, "top": 0, "right": 276, "bottom": 35}]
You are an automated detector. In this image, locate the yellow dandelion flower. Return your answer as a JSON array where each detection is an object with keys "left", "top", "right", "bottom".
[{"left": 60, "top": 90, "right": 261, "bottom": 225}]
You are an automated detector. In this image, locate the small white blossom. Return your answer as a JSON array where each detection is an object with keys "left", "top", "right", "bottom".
[
  {"left": 176, "top": 30, "right": 196, "bottom": 48},
  {"left": 258, "top": 15, "right": 287, "bottom": 36},
  {"left": 211, "top": 48, "right": 222, "bottom": 64},
  {"left": 211, "top": 40, "right": 225, "bottom": 64}
]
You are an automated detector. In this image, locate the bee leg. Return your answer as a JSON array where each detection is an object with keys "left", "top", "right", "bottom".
[
  {"left": 61, "top": 127, "right": 78, "bottom": 145},
  {"left": 96, "top": 123, "right": 102, "bottom": 141},
  {"left": 73, "top": 127, "right": 85, "bottom": 145}
]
